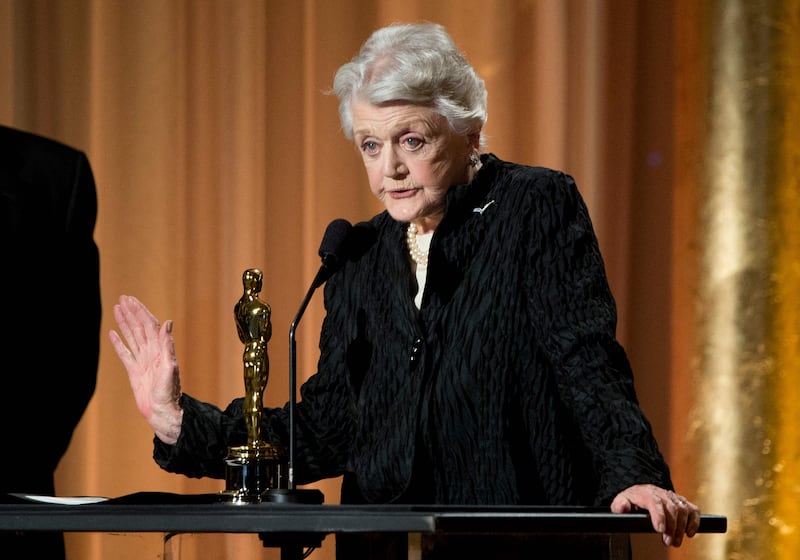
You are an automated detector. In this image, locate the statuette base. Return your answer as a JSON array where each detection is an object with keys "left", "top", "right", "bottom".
[{"left": 221, "top": 443, "right": 288, "bottom": 504}]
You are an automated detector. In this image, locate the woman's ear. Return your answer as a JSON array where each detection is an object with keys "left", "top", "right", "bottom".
[{"left": 467, "top": 131, "right": 481, "bottom": 150}]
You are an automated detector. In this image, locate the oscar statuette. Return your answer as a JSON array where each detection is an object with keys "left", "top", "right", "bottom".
[{"left": 221, "top": 269, "right": 288, "bottom": 504}]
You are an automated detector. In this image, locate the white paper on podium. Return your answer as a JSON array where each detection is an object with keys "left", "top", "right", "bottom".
[{"left": 10, "top": 493, "right": 109, "bottom": 505}]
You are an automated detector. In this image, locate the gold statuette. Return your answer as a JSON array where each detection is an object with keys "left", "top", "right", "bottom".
[
  {"left": 235, "top": 268, "right": 271, "bottom": 448},
  {"left": 222, "top": 269, "right": 287, "bottom": 504}
]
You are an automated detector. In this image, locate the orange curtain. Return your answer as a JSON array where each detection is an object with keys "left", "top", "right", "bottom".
[{"left": 2, "top": 1, "right": 689, "bottom": 559}]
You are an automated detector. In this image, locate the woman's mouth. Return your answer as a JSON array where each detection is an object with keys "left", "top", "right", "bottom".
[{"left": 387, "top": 187, "right": 418, "bottom": 199}]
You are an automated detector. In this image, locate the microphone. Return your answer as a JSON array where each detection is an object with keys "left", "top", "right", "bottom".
[
  {"left": 267, "top": 219, "right": 353, "bottom": 504},
  {"left": 311, "top": 218, "right": 352, "bottom": 289}
]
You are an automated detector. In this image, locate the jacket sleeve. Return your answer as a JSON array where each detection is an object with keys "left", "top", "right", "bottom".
[
  {"left": 48, "top": 151, "right": 101, "bottom": 470},
  {"left": 526, "top": 171, "right": 673, "bottom": 504},
  {"left": 153, "top": 394, "right": 247, "bottom": 479}
]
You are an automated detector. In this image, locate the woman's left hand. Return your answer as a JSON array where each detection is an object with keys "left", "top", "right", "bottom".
[{"left": 610, "top": 484, "right": 701, "bottom": 547}]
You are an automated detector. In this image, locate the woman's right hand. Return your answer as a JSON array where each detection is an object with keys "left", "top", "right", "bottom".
[{"left": 109, "top": 295, "right": 184, "bottom": 445}]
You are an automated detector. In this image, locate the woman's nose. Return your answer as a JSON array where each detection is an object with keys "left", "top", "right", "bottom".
[{"left": 382, "top": 147, "right": 408, "bottom": 178}]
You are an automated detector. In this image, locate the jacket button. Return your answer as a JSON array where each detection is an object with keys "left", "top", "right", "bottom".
[{"left": 410, "top": 337, "right": 423, "bottom": 365}]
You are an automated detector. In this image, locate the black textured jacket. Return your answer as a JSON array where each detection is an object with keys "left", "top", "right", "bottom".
[{"left": 155, "top": 154, "right": 672, "bottom": 507}]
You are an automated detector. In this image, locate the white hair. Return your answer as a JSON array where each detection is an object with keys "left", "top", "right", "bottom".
[{"left": 332, "top": 23, "right": 488, "bottom": 146}]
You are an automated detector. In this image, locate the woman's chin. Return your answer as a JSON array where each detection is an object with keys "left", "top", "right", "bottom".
[{"left": 385, "top": 204, "right": 419, "bottom": 224}]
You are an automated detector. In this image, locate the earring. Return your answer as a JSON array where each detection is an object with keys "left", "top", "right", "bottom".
[{"left": 469, "top": 153, "right": 479, "bottom": 167}]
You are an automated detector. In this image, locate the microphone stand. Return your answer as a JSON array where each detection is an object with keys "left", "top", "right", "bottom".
[
  {"left": 266, "top": 218, "right": 351, "bottom": 507},
  {"left": 260, "top": 270, "right": 326, "bottom": 560},
  {"left": 265, "top": 265, "right": 328, "bottom": 505},
  {"left": 261, "top": 219, "right": 353, "bottom": 560}
]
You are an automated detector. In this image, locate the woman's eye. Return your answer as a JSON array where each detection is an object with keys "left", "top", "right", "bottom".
[
  {"left": 361, "top": 141, "right": 379, "bottom": 155},
  {"left": 402, "top": 137, "right": 423, "bottom": 150}
]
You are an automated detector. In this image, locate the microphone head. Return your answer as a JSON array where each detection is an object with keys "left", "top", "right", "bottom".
[
  {"left": 318, "top": 218, "right": 353, "bottom": 270},
  {"left": 312, "top": 219, "right": 377, "bottom": 289}
]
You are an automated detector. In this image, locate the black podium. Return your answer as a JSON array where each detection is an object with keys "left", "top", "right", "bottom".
[{"left": 0, "top": 494, "right": 726, "bottom": 560}]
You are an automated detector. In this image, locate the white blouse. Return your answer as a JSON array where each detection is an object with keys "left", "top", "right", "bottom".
[{"left": 411, "top": 231, "right": 433, "bottom": 309}]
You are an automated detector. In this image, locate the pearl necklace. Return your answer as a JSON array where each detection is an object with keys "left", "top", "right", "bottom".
[{"left": 405, "top": 223, "right": 429, "bottom": 267}]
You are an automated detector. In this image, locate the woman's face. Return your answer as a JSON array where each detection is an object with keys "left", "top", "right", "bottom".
[{"left": 350, "top": 99, "right": 477, "bottom": 233}]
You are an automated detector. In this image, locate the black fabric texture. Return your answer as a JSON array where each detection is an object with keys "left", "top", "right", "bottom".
[{"left": 154, "top": 153, "right": 672, "bottom": 509}]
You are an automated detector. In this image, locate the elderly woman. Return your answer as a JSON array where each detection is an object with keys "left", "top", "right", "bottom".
[{"left": 111, "top": 22, "right": 700, "bottom": 558}]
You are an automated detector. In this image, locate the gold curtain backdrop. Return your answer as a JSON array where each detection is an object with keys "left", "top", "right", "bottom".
[
  {"left": 771, "top": 0, "right": 800, "bottom": 557},
  {"left": 682, "top": 1, "right": 800, "bottom": 559},
  {"left": 1, "top": 1, "right": 798, "bottom": 559},
  {"left": 693, "top": 1, "right": 773, "bottom": 557}
]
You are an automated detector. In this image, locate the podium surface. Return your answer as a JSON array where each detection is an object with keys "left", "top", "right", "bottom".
[
  {"left": 0, "top": 496, "right": 726, "bottom": 560},
  {"left": 0, "top": 495, "right": 726, "bottom": 535}
]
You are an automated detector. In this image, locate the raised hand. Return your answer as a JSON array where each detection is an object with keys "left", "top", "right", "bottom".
[{"left": 109, "top": 295, "right": 183, "bottom": 444}]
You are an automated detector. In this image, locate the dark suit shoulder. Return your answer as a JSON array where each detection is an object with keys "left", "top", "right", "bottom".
[
  {"left": 0, "top": 125, "right": 96, "bottom": 235},
  {"left": 0, "top": 125, "right": 86, "bottom": 171}
]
